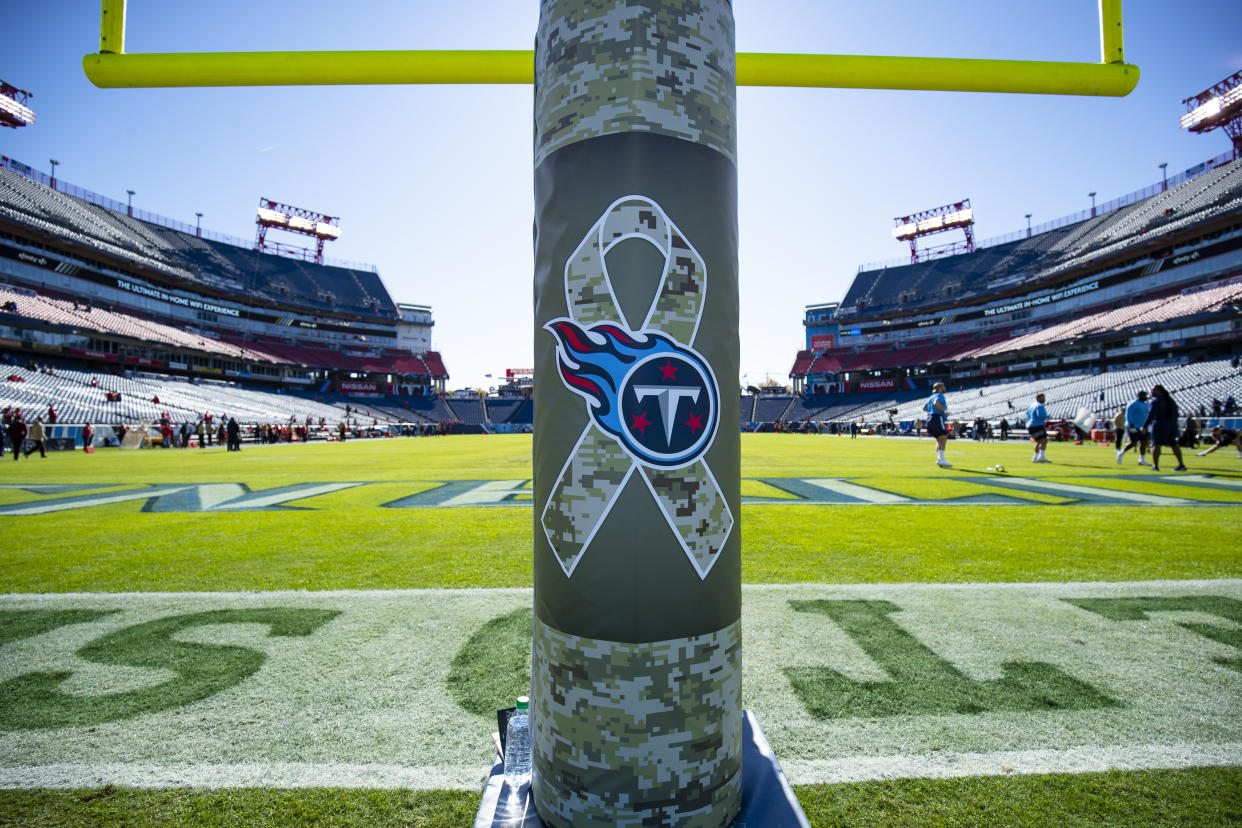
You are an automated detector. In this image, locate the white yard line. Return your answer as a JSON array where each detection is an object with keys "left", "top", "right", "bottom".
[
  {"left": 782, "top": 741, "right": 1242, "bottom": 785},
  {"left": 4, "top": 742, "right": 1240, "bottom": 790},
  {"left": 4, "top": 579, "right": 1240, "bottom": 601},
  {"left": 0, "top": 762, "right": 487, "bottom": 791}
]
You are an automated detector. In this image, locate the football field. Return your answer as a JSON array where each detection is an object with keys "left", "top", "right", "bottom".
[{"left": 1, "top": 433, "right": 1239, "bottom": 825}]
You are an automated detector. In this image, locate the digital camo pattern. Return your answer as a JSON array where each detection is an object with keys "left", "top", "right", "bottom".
[
  {"left": 566, "top": 196, "right": 704, "bottom": 340},
  {"left": 534, "top": 0, "right": 737, "bottom": 167},
  {"left": 541, "top": 426, "right": 634, "bottom": 576},
  {"left": 641, "top": 461, "right": 732, "bottom": 578},
  {"left": 532, "top": 615, "right": 742, "bottom": 828},
  {"left": 543, "top": 194, "right": 731, "bottom": 578}
]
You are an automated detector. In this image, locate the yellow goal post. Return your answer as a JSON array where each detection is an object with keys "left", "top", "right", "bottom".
[{"left": 85, "top": 0, "right": 1138, "bottom": 97}]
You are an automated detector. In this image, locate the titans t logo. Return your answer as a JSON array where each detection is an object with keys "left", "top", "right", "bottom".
[{"left": 545, "top": 319, "right": 720, "bottom": 469}]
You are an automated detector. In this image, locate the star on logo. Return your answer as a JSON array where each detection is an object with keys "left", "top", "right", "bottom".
[
  {"left": 684, "top": 412, "right": 704, "bottom": 434},
  {"left": 630, "top": 411, "right": 652, "bottom": 434},
  {"left": 659, "top": 360, "right": 678, "bottom": 381}
]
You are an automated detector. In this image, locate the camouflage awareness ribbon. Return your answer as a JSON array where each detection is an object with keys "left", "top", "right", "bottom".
[{"left": 541, "top": 196, "right": 734, "bottom": 579}]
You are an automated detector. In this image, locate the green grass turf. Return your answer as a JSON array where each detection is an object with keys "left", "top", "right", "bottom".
[
  {"left": 1, "top": 433, "right": 1239, "bottom": 826},
  {"left": 0, "top": 433, "right": 1238, "bottom": 592},
  {"left": 0, "top": 767, "right": 1237, "bottom": 827},
  {"left": 794, "top": 766, "right": 1242, "bottom": 827},
  {"left": 0, "top": 786, "right": 480, "bottom": 827}
]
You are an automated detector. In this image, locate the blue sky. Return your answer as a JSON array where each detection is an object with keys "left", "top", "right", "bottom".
[{"left": 4, "top": 1, "right": 1240, "bottom": 390}]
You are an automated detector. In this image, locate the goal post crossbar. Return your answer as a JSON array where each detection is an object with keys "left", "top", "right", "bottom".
[{"left": 84, "top": 1, "right": 1139, "bottom": 97}]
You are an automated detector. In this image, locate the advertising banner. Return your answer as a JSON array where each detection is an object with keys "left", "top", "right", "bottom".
[{"left": 810, "top": 333, "right": 835, "bottom": 351}]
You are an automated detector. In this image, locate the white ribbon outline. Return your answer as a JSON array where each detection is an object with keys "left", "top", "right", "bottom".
[{"left": 541, "top": 194, "right": 734, "bottom": 580}]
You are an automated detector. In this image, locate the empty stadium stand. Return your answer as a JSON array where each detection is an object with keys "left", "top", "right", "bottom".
[
  {"left": 0, "top": 158, "right": 450, "bottom": 405},
  {"left": 0, "top": 165, "right": 395, "bottom": 318},
  {"left": 838, "top": 158, "right": 1242, "bottom": 318},
  {"left": 794, "top": 156, "right": 1242, "bottom": 401}
]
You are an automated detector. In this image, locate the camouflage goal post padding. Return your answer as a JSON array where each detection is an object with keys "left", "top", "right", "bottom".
[{"left": 532, "top": 1, "right": 742, "bottom": 826}]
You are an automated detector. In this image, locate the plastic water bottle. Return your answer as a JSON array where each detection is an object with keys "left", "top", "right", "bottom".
[{"left": 504, "top": 696, "right": 532, "bottom": 789}]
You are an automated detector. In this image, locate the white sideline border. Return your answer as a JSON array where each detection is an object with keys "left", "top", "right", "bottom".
[
  {"left": 0, "top": 762, "right": 484, "bottom": 791},
  {"left": 5, "top": 577, "right": 1241, "bottom": 601},
  {"left": 2, "top": 742, "right": 1240, "bottom": 790},
  {"left": 782, "top": 742, "right": 1242, "bottom": 786}
]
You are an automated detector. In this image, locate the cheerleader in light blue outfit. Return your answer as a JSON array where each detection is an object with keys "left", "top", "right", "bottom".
[
  {"left": 1026, "top": 393, "right": 1051, "bottom": 463},
  {"left": 925, "top": 382, "right": 951, "bottom": 467}
]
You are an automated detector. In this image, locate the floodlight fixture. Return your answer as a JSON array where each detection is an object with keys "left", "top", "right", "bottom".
[
  {"left": 1181, "top": 70, "right": 1242, "bottom": 158},
  {"left": 893, "top": 200, "right": 975, "bottom": 263},
  {"left": 0, "top": 82, "right": 35, "bottom": 128},
  {"left": 255, "top": 197, "right": 341, "bottom": 264}
]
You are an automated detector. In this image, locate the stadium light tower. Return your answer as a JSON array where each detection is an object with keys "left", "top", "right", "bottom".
[
  {"left": 892, "top": 200, "right": 975, "bottom": 263},
  {"left": 195, "top": 211, "right": 203, "bottom": 237},
  {"left": 1158, "top": 162, "right": 1168, "bottom": 191},
  {"left": 254, "top": 198, "right": 341, "bottom": 265},
  {"left": 0, "top": 82, "right": 35, "bottom": 129},
  {"left": 1025, "top": 213, "right": 1032, "bottom": 237},
  {"left": 126, "top": 189, "right": 134, "bottom": 217},
  {"left": 1089, "top": 191, "right": 1097, "bottom": 217},
  {"left": 1181, "top": 70, "right": 1242, "bottom": 159},
  {"left": 49, "top": 159, "right": 58, "bottom": 189}
]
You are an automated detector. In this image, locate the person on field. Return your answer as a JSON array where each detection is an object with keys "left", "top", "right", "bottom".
[
  {"left": 7, "top": 411, "right": 27, "bottom": 461},
  {"left": 24, "top": 416, "right": 47, "bottom": 458},
  {"left": 1026, "top": 392, "right": 1051, "bottom": 463},
  {"left": 1112, "top": 407, "right": 1126, "bottom": 452},
  {"left": 924, "top": 381, "right": 952, "bottom": 468},
  {"left": 1116, "top": 389, "right": 1151, "bottom": 466},
  {"left": 81, "top": 422, "right": 93, "bottom": 451},
  {"left": 1144, "top": 384, "right": 1186, "bottom": 472},
  {"left": 226, "top": 417, "right": 241, "bottom": 452},
  {"left": 1182, "top": 413, "right": 1199, "bottom": 448},
  {"left": 1197, "top": 426, "right": 1242, "bottom": 459}
]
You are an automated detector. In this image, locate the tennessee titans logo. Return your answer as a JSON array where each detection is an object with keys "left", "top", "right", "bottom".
[{"left": 546, "top": 319, "right": 719, "bottom": 469}]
